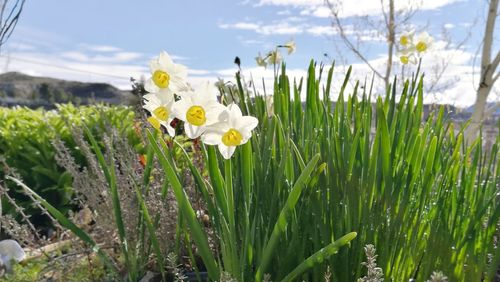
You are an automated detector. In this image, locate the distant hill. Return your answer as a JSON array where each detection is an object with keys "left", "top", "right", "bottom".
[{"left": 0, "top": 72, "right": 138, "bottom": 108}]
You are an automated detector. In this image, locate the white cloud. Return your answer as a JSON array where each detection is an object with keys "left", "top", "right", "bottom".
[
  {"left": 220, "top": 20, "right": 383, "bottom": 41},
  {"left": 257, "top": 0, "right": 461, "bottom": 18},
  {"left": 84, "top": 44, "right": 122, "bottom": 52},
  {"left": 61, "top": 51, "right": 89, "bottom": 61},
  {"left": 188, "top": 69, "right": 211, "bottom": 76},
  {"left": 219, "top": 21, "right": 304, "bottom": 35},
  {"left": 237, "top": 37, "right": 266, "bottom": 46},
  {"left": 277, "top": 9, "right": 292, "bottom": 15},
  {"left": 61, "top": 51, "right": 142, "bottom": 63},
  {"left": 307, "top": 26, "right": 336, "bottom": 36},
  {"left": 219, "top": 22, "right": 260, "bottom": 31},
  {"left": 8, "top": 42, "right": 35, "bottom": 51},
  {"left": 98, "top": 52, "right": 143, "bottom": 62}
]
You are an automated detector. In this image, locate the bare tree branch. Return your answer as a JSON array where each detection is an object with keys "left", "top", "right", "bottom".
[
  {"left": 493, "top": 71, "right": 499, "bottom": 84},
  {"left": 325, "top": 0, "right": 385, "bottom": 80},
  {"left": 491, "top": 50, "right": 500, "bottom": 73},
  {"left": 0, "top": 0, "right": 26, "bottom": 53}
]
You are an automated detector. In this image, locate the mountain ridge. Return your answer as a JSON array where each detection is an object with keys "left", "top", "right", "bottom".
[{"left": 0, "top": 72, "right": 137, "bottom": 108}]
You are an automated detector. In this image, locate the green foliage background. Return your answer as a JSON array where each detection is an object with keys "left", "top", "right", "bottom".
[{"left": 0, "top": 104, "right": 142, "bottom": 227}]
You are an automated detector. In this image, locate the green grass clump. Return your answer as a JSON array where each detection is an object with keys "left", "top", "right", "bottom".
[
  {"left": 221, "top": 61, "right": 499, "bottom": 281},
  {"left": 144, "top": 61, "right": 499, "bottom": 280}
]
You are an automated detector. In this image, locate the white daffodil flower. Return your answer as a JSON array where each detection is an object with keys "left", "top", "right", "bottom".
[
  {"left": 283, "top": 40, "right": 296, "bottom": 55},
  {"left": 0, "top": 239, "right": 25, "bottom": 274},
  {"left": 399, "top": 31, "right": 414, "bottom": 47},
  {"left": 171, "top": 82, "right": 226, "bottom": 139},
  {"left": 396, "top": 48, "right": 417, "bottom": 65},
  {"left": 202, "top": 103, "right": 258, "bottom": 159},
  {"left": 145, "top": 51, "right": 189, "bottom": 94},
  {"left": 267, "top": 50, "right": 282, "bottom": 65},
  {"left": 413, "top": 32, "right": 433, "bottom": 53},
  {"left": 255, "top": 53, "right": 268, "bottom": 68},
  {"left": 143, "top": 92, "right": 176, "bottom": 136}
]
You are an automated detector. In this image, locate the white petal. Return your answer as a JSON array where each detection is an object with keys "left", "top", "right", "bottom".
[
  {"left": 143, "top": 93, "right": 161, "bottom": 104},
  {"left": 149, "top": 59, "right": 161, "bottom": 73},
  {"left": 240, "top": 136, "right": 251, "bottom": 145},
  {"left": 201, "top": 131, "right": 222, "bottom": 145},
  {"left": 171, "top": 99, "right": 192, "bottom": 121},
  {"left": 228, "top": 103, "right": 243, "bottom": 121},
  {"left": 236, "top": 116, "right": 259, "bottom": 133},
  {"left": 170, "top": 77, "right": 189, "bottom": 93},
  {"left": 177, "top": 89, "right": 195, "bottom": 99},
  {"left": 185, "top": 124, "right": 205, "bottom": 139},
  {"left": 174, "top": 63, "right": 188, "bottom": 80},
  {"left": 206, "top": 121, "right": 231, "bottom": 133},
  {"left": 167, "top": 126, "right": 176, "bottom": 137},
  {"left": 143, "top": 104, "right": 155, "bottom": 113},
  {"left": 143, "top": 96, "right": 159, "bottom": 113},
  {"left": 144, "top": 79, "right": 158, "bottom": 93},
  {"left": 0, "top": 240, "right": 25, "bottom": 262},
  {"left": 217, "top": 109, "right": 230, "bottom": 123},
  {"left": 161, "top": 119, "right": 176, "bottom": 137},
  {"left": 195, "top": 81, "right": 218, "bottom": 101},
  {"left": 175, "top": 88, "right": 191, "bottom": 99},
  {"left": 156, "top": 91, "right": 175, "bottom": 105},
  {"left": 205, "top": 102, "right": 228, "bottom": 125},
  {"left": 218, "top": 144, "right": 236, "bottom": 159},
  {"left": 158, "top": 51, "right": 174, "bottom": 70}
]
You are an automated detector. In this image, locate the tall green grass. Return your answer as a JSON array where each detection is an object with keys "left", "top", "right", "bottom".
[
  {"left": 216, "top": 61, "right": 499, "bottom": 281},
  {"left": 146, "top": 61, "right": 498, "bottom": 280},
  {"left": 9, "top": 60, "right": 499, "bottom": 281}
]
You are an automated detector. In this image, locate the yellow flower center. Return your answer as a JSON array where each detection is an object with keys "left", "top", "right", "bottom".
[
  {"left": 416, "top": 41, "right": 427, "bottom": 52},
  {"left": 222, "top": 128, "right": 243, "bottom": 146},
  {"left": 400, "top": 35, "right": 409, "bottom": 46},
  {"left": 400, "top": 56, "right": 409, "bottom": 65},
  {"left": 186, "top": 106, "right": 206, "bottom": 126},
  {"left": 152, "top": 70, "right": 170, "bottom": 89},
  {"left": 147, "top": 116, "right": 161, "bottom": 130},
  {"left": 153, "top": 106, "right": 169, "bottom": 121}
]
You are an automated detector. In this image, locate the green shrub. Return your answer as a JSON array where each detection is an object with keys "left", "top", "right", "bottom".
[{"left": 0, "top": 104, "right": 142, "bottom": 227}]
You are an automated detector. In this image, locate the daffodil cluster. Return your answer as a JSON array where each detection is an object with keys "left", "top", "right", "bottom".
[
  {"left": 397, "top": 31, "right": 433, "bottom": 65},
  {"left": 143, "top": 51, "right": 258, "bottom": 159},
  {"left": 255, "top": 40, "right": 296, "bottom": 68}
]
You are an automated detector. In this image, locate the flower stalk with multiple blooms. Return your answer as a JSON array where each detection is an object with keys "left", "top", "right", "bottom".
[
  {"left": 397, "top": 31, "right": 433, "bottom": 65},
  {"left": 142, "top": 51, "right": 258, "bottom": 159}
]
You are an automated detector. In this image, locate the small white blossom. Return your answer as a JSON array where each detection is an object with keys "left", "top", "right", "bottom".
[
  {"left": 413, "top": 32, "right": 433, "bottom": 53},
  {"left": 145, "top": 51, "right": 189, "bottom": 94},
  {"left": 202, "top": 103, "right": 258, "bottom": 159},
  {"left": 267, "top": 50, "right": 282, "bottom": 65},
  {"left": 171, "top": 82, "right": 226, "bottom": 139},
  {"left": 255, "top": 53, "right": 268, "bottom": 68},
  {"left": 143, "top": 92, "right": 176, "bottom": 136},
  {"left": 283, "top": 40, "right": 296, "bottom": 54}
]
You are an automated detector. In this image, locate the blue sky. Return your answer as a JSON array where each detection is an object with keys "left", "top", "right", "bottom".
[{"left": 0, "top": 0, "right": 498, "bottom": 106}]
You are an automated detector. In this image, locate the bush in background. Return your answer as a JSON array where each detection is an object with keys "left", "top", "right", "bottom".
[{"left": 0, "top": 104, "right": 143, "bottom": 229}]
